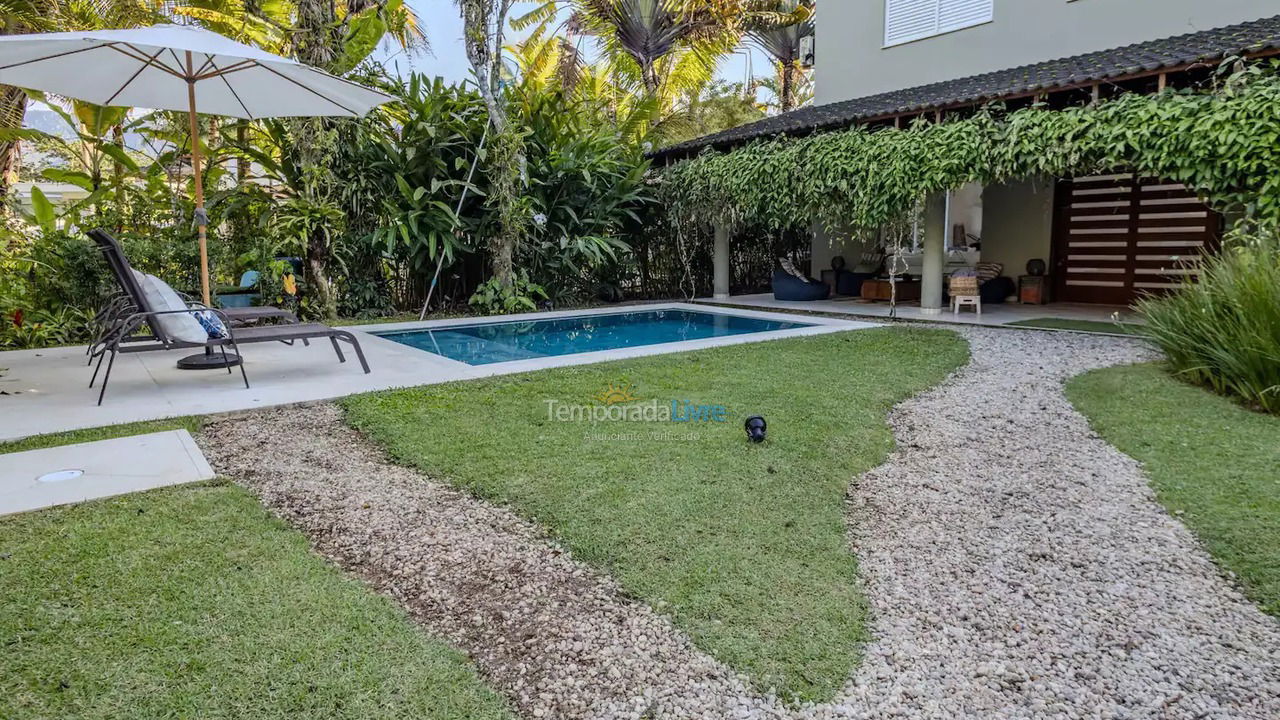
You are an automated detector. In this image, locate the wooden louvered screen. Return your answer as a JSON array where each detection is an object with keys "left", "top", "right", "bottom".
[{"left": 1051, "top": 174, "right": 1221, "bottom": 305}]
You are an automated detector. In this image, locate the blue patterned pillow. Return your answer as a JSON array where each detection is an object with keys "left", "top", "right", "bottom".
[{"left": 195, "top": 310, "right": 227, "bottom": 339}]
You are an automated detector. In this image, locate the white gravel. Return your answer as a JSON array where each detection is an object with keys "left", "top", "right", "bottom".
[{"left": 200, "top": 325, "right": 1280, "bottom": 720}]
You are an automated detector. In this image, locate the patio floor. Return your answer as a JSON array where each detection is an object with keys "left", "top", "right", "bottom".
[
  {"left": 0, "top": 304, "right": 870, "bottom": 442},
  {"left": 695, "top": 293, "right": 1137, "bottom": 328}
]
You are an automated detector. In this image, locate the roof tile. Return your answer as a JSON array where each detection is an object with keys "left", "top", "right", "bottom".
[{"left": 653, "top": 14, "right": 1280, "bottom": 160}]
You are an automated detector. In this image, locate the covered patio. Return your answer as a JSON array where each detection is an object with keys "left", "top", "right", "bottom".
[{"left": 657, "top": 17, "right": 1280, "bottom": 322}]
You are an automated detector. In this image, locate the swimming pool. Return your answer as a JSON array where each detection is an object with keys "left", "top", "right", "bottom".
[{"left": 375, "top": 308, "right": 815, "bottom": 365}]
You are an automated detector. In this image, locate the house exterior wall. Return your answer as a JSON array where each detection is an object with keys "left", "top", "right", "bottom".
[{"left": 817, "top": 0, "right": 1278, "bottom": 104}]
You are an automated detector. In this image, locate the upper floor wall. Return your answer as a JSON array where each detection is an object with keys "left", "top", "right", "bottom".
[{"left": 816, "top": 0, "right": 1280, "bottom": 104}]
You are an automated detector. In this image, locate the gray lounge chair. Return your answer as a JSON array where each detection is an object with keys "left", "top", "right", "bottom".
[
  {"left": 87, "top": 229, "right": 370, "bottom": 405},
  {"left": 88, "top": 229, "right": 298, "bottom": 326}
]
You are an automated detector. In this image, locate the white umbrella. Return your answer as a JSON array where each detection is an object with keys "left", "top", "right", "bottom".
[{"left": 0, "top": 23, "right": 393, "bottom": 306}]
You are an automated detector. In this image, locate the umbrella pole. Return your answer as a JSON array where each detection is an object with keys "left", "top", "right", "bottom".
[
  {"left": 186, "top": 52, "right": 211, "bottom": 307},
  {"left": 176, "top": 51, "right": 240, "bottom": 371}
]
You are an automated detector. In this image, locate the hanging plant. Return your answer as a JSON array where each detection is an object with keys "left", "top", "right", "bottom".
[{"left": 658, "top": 60, "right": 1280, "bottom": 239}]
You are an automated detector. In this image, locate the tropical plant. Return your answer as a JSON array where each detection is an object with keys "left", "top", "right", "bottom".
[
  {"left": 656, "top": 80, "right": 763, "bottom": 145},
  {"left": 659, "top": 60, "right": 1280, "bottom": 237},
  {"left": 747, "top": 0, "right": 813, "bottom": 112},
  {"left": 468, "top": 270, "right": 546, "bottom": 314},
  {"left": 360, "top": 75, "right": 487, "bottom": 274},
  {"left": 1139, "top": 230, "right": 1280, "bottom": 413},
  {"left": 511, "top": 82, "right": 650, "bottom": 298}
]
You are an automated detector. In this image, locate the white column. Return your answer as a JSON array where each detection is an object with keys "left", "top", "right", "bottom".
[
  {"left": 920, "top": 193, "right": 947, "bottom": 314},
  {"left": 713, "top": 224, "right": 730, "bottom": 299}
]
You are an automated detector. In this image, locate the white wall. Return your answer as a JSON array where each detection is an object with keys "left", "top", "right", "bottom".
[
  {"left": 949, "top": 182, "right": 983, "bottom": 248},
  {"left": 817, "top": 1, "right": 1278, "bottom": 104},
  {"left": 812, "top": 224, "right": 876, "bottom": 274},
  {"left": 980, "top": 177, "right": 1055, "bottom": 280}
]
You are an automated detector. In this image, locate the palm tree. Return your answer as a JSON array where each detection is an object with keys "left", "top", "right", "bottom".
[
  {"left": 517, "top": 0, "right": 806, "bottom": 136},
  {"left": 572, "top": 0, "right": 726, "bottom": 97},
  {"left": 747, "top": 0, "right": 812, "bottom": 112}
]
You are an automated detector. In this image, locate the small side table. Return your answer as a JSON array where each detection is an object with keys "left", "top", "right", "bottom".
[{"left": 1019, "top": 275, "right": 1050, "bottom": 304}]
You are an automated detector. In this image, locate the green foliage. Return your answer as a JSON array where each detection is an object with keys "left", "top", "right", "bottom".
[
  {"left": 357, "top": 75, "right": 488, "bottom": 273},
  {"left": 654, "top": 80, "right": 765, "bottom": 146},
  {"left": 0, "top": 223, "right": 111, "bottom": 349},
  {"left": 319, "top": 71, "right": 650, "bottom": 314},
  {"left": 467, "top": 271, "right": 547, "bottom": 315},
  {"left": 510, "top": 84, "right": 650, "bottom": 300},
  {"left": 659, "top": 61, "right": 1280, "bottom": 235},
  {"left": 26, "top": 187, "right": 55, "bottom": 232},
  {"left": 1138, "top": 230, "right": 1280, "bottom": 413}
]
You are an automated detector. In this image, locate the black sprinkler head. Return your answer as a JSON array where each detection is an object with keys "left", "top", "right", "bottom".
[{"left": 744, "top": 415, "right": 767, "bottom": 443}]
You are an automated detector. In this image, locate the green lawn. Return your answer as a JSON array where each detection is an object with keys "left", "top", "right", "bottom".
[
  {"left": 343, "top": 327, "right": 969, "bottom": 701},
  {"left": 1067, "top": 364, "right": 1280, "bottom": 616},
  {"left": 1005, "top": 317, "right": 1143, "bottom": 335},
  {"left": 0, "top": 417, "right": 204, "bottom": 455},
  {"left": 0, "top": 484, "right": 513, "bottom": 720}
]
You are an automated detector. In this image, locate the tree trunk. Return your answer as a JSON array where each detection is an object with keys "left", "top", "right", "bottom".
[
  {"left": 236, "top": 121, "right": 248, "bottom": 183},
  {"left": 459, "top": 0, "right": 510, "bottom": 132},
  {"left": 293, "top": 0, "right": 342, "bottom": 319},
  {"left": 641, "top": 60, "right": 661, "bottom": 97},
  {"left": 307, "top": 246, "right": 339, "bottom": 319},
  {"left": 780, "top": 61, "right": 796, "bottom": 112},
  {"left": 110, "top": 123, "right": 127, "bottom": 230},
  {"left": 458, "top": 0, "right": 526, "bottom": 289},
  {"left": 0, "top": 86, "right": 27, "bottom": 210}
]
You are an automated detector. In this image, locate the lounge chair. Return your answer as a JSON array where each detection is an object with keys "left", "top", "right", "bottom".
[
  {"left": 88, "top": 229, "right": 298, "bottom": 326},
  {"left": 84, "top": 231, "right": 287, "bottom": 363},
  {"left": 86, "top": 230, "right": 370, "bottom": 405}
]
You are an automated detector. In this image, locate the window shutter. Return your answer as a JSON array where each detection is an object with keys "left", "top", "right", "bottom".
[
  {"left": 938, "top": 0, "right": 993, "bottom": 33},
  {"left": 885, "top": 0, "right": 940, "bottom": 46}
]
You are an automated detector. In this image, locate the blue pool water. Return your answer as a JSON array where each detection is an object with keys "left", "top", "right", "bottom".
[{"left": 376, "top": 309, "right": 814, "bottom": 365}]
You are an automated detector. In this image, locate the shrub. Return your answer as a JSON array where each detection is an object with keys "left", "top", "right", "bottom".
[
  {"left": 1139, "top": 231, "right": 1280, "bottom": 412},
  {"left": 468, "top": 272, "right": 547, "bottom": 315}
]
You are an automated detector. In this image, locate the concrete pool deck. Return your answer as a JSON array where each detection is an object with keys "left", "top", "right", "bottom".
[{"left": 0, "top": 303, "right": 874, "bottom": 442}]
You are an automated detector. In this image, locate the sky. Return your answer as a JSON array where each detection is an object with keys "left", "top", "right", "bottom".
[{"left": 377, "top": 0, "right": 768, "bottom": 88}]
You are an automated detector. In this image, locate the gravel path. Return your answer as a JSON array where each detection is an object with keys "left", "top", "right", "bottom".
[{"left": 200, "top": 326, "right": 1280, "bottom": 720}]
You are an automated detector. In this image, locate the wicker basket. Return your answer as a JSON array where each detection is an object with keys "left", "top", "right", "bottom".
[{"left": 949, "top": 275, "right": 980, "bottom": 296}]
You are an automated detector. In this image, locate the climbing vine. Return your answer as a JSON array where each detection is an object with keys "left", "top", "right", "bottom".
[{"left": 658, "top": 60, "right": 1280, "bottom": 237}]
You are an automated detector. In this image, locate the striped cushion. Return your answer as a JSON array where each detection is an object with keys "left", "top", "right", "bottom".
[
  {"left": 778, "top": 257, "right": 809, "bottom": 280},
  {"left": 974, "top": 262, "right": 1003, "bottom": 283}
]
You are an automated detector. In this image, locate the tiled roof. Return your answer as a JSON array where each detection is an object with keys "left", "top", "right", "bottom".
[{"left": 652, "top": 14, "right": 1280, "bottom": 160}]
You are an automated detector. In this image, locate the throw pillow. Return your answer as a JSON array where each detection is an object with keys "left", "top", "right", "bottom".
[
  {"left": 778, "top": 257, "right": 809, "bottom": 281},
  {"left": 142, "top": 273, "right": 214, "bottom": 344},
  {"left": 974, "top": 262, "right": 1003, "bottom": 284},
  {"left": 194, "top": 311, "right": 228, "bottom": 339}
]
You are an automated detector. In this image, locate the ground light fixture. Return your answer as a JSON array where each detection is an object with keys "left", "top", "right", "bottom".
[
  {"left": 36, "top": 469, "right": 84, "bottom": 483},
  {"left": 744, "top": 415, "right": 767, "bottom": 443}
]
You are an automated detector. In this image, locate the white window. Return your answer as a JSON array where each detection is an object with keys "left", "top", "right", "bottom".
[{"left": 884, "top": 0, "right": 994, "bottom": 47}]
